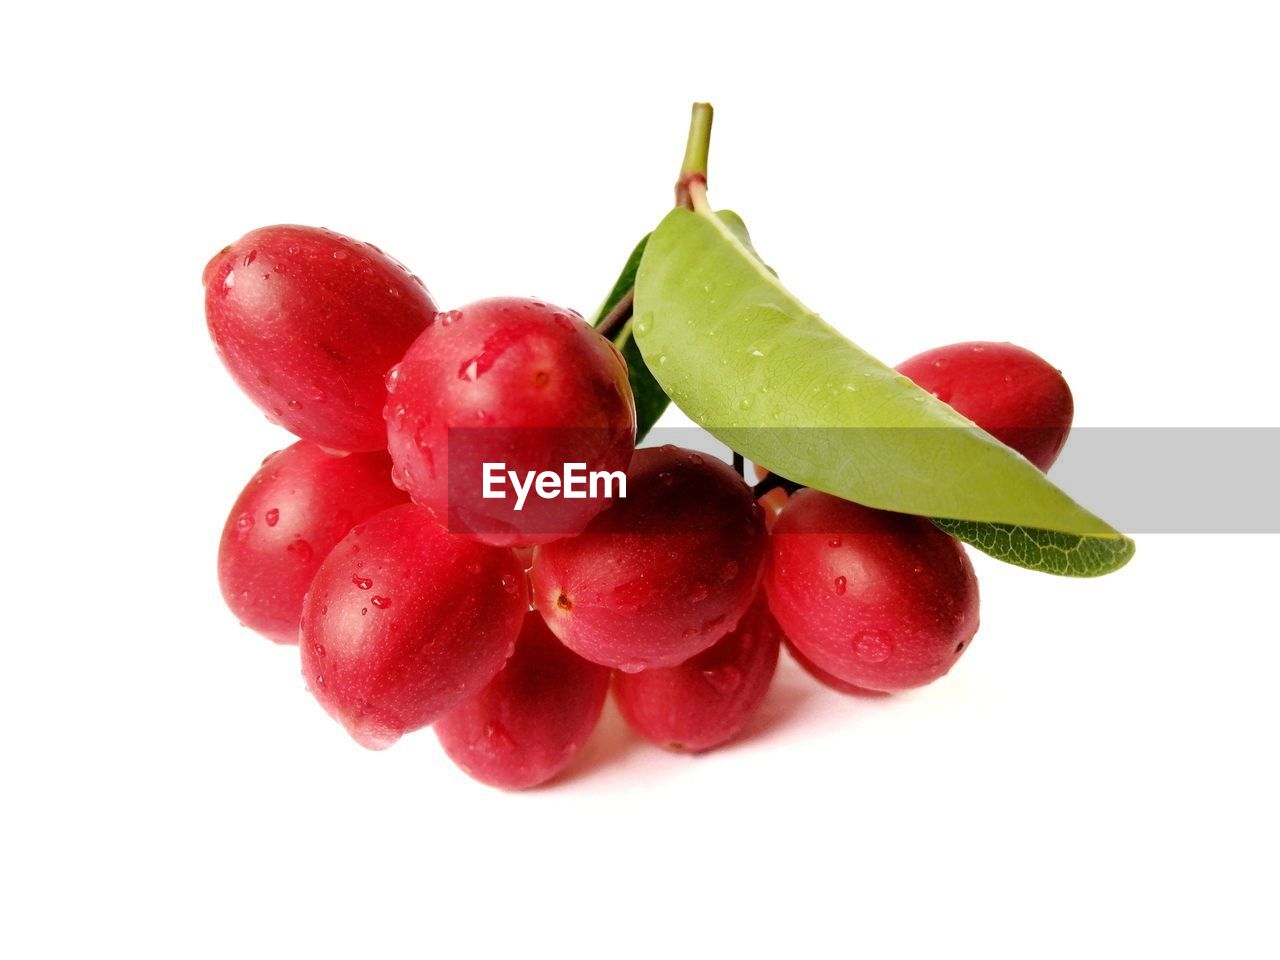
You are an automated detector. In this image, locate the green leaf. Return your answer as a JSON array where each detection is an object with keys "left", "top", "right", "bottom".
[
  {"left": 588, "top": 235, "right": 647, "bottom": 327},
  {"left": 589, "top": 234, "right": 669, "bottom": 441},
  {"left": 931, "top": 519, "right": 1135, "bottom": 577},
  {"left": 633, "top": 205, "right": 1134, "bottom": 576}
]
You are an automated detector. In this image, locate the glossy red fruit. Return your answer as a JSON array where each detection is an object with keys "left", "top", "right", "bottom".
[
  {"left": 896, "top": 341, "right": 1073, "bottom": 471},
  {"left": 766, "top": 490, "right": 979, "bottom": 692},
  {"left": 613, "top": 597, "right": 782, "bottom": 753},
  {"left": 218, "top": 442, "right": 408, "bottom": 644},
  {"left": 300, "top": 504, "right": 527, "bottom": 749},
  {"left": 385, "top": 297, "right": 636, "bottom": 546},
  {"left": 532, "top": 446, "right": 768, "bottom": 671},
  {"left": 783, "top": 637, "right": 887, "bottom": 697},
  {"left": 435, "top": 612, "right": 610, "bottom": 790},
  {"left": 204, "top": 225, "right": 437, "bottom": 452}
]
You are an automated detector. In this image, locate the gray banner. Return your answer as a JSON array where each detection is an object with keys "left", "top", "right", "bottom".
[{"left": 640, "top": 427, "right": 1280, "bottom": 534}]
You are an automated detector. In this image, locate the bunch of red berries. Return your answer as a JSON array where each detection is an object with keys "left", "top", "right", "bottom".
[{"left": 207, "top": 224, "right": 1072, "bottom": 789}]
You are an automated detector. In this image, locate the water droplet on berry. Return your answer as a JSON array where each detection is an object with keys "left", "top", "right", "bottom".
[
  {"left": 314, "top": 674, "right": 324, "bottom": 685},
  {"left": 500, "top": 573, "right": 518, "bottom": 595},
  {"left": 352, "top": 576, "right": 373, "bottom": 590},
  {"left": 235, "top": 513, "right": 254, "bottom": 533},
  {"left": 370, "top": 595, "right": 391, "bottom": 609},
  {"left": 834, "top": 575, "right": 847, "bottom": 595},
  {"left": 287, "top": 539, "right": 313, "bottom": 562},
  {"left": 658, "top": 471, "right": 674, "bottom": 486},
  {"left": 223, "top": 270, "right": 236, "bottom": 289},
  {"left": 264, "top": 508, "right": 279, "bottom": 527},
  {"left": 701, "top": 665, "right": 743, "bottom": 694},
  {"left": 483, "top": 720, "right": 517, "bottom": 751},
  {"left": 828, "top": 537, "right": 842, "bottom": 548},
  {"left": 349, "top": 716, "right": 400, "bottom": 750},
  {"left": 618, "top": 660, "right": 648, "bottom": 674},
  {"left": 332, "top": 249, "right": 348, "bottom": 260},
  {"left": 440, "top": 310, "right": 461, "bottom": 326},
  {"left": 854, "top": 633, "right": 891, "bottom": 663},
  {"left": 287, "top": 399, "right": 301, "bottom": 410},
  {"left": 385, "top": 364, "right": 401, "bottom": 392}
]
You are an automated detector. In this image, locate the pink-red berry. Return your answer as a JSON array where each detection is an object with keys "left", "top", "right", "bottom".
[
  {"left": 435, "top": 612, "right": 610, "bottom": 789},
  {"left": 300, "top": 504, "right": 527, "bottom": 749},
  {"left": 218, "top": 441, "right": 408, "bottom": 644},
  {"left": 766, "top": 490, "right": 979, "bottom": 692}
]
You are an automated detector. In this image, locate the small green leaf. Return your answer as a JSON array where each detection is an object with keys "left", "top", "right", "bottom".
[
  {"left": 589, "top": 235, "right": 647, "bottom": 327},
  {"left": 634, "top": 205, "right": 1134, "bottom": 576},
  {"left": 589, "top": 234, "right": 669, "bottom": 441}
]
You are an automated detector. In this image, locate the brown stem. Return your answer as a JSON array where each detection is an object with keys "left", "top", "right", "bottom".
[
  {"left": 752, "top": 473, "right": 805, "bottom": 498},
  {"left": 595, "top": 289, "right": 634, "bottom": 342}
]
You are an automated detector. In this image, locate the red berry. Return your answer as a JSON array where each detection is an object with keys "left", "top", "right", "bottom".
[
  {"left": 434, "top": 612, "right": 609, "bottom": 789},
  {"left": 204, "top": 225, "right": 437, "bottom": 452},
  {"left": 613, "top": 596, "right": 781, "bottom": 753},
  {"left": 531, "top": 446, "right": 768, "bottom": 671},
  {"left": 896, "top": 341, "right": 1073, "bottom": 471},
  {"left": 300, "top": 503, "right": 527, "bottom": 749},
  {"left": 765, "top": 490, "right": 979, "bottom": 692},
  {"left": 218, "top": 442, "right": 408, "bottom": 644},
  {"left": 385, "top": 297, "right": 636, "bottom": 546}
]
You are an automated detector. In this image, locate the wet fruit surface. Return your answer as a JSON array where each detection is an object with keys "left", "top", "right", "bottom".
[
  {"left": 218, "top": 441, "right": 408, "bottom": 644},
  {"left": 765, "top": 489, "right": 979, "bottom": 692},
  {"left": 531, "top": 445, "right": 768, "bottom": 671},
  {"left": 435, "top": 612, "right": 610, "bottom": 789},
  {"left": 300, "top": 503, "right": 527, "bottom": 748},
  {"left": 613, "top": 596, "right": 781, "bottom": 752},
  {"left": 204, "top": 225, "right": 437, "bottom": 452}
]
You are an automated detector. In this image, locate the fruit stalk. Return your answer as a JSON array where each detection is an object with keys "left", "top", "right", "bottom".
[
  {"left": 599, "top": 103, "right": 716, "bottom": 343},
  {"left": 675, "top": 102, "right": 713, "bottom": 210}
]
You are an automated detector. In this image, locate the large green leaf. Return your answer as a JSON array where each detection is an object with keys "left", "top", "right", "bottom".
[
  {"left": 589, "top": 235, "right": 669, "bottom": 441},
  {"left": 633, "top": 205, "right": 1134, "bottom": 576}
]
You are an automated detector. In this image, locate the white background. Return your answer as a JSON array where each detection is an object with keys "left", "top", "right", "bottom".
[{"left": 3, "top": 2, "right": 1278, "bottom": 957}]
